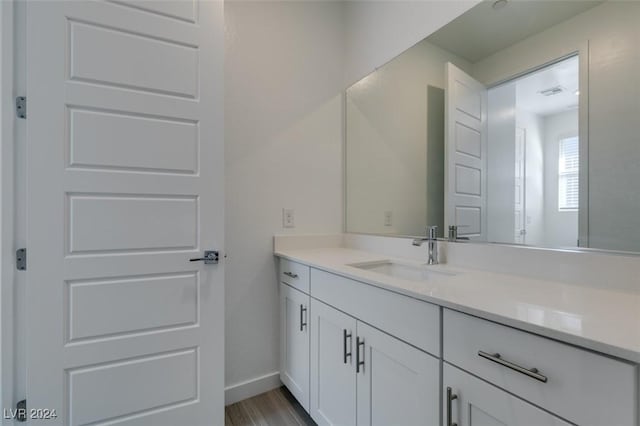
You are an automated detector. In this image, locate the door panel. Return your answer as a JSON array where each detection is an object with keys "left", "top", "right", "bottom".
[
  {"left": 68, "top": 273, "right": 197, "bottom": 342},
  {"left": 310, "top": 299, "right": 357, "bottom": 426},
  {"left": 26, "top": 1, "right": 224, "bottom": 424},
  {"left": 68, "top": 349, "right": 197, "bottom": 426},
  {"left": 68, "top": 20, "right": 198, "bottom": 97},
  {"left": 356, "top": 322, "right": 439, "bottom": 426},
  {"left": 445, "top": 63, "right": 487, "bottom": 240},
  {"left": 443, "top": 364, "right": 571, "bottom": 426},
  {"left": 280, "top": 283, "right": 311, "bottom": 411},
  {"left": 68, "top": 107, "right": 199, "bottom": 173}
]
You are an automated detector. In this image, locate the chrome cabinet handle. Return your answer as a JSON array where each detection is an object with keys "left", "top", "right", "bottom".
[
  {"left": 478, "top": 351, "right": 548, "bottom": 383},
  {"left": 343, "top": 329, "right": 352, "bottom": 364},
  {"left": 356, "top": 337, "right": 365, "bottom": 373},
  {"left": 446, "top": 387, "right": 458, "bottom": 426},
  {"left": 299, "top": 305, "right": 307, "bottom": 331},
  {"left": 283, "top": 271, "right": 299, "bottom": 279}
]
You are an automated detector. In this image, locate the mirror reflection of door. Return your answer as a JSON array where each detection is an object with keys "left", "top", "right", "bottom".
[
  {"left": 445, "top": 63, "right": 488, "bottom": 241},
  {"left": 346, "top": 1, "right": 640, "bottom": 252},
  {"left": 514, "top": 127, "right": 526, "bottom": 244},
  {"left": 483, "top": 54, "right": 580, "bottom": 247}
]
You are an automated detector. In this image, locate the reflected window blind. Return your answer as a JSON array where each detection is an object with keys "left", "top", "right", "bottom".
[{"left": 558, "top": 136, "right": 579, "bottom": 211}]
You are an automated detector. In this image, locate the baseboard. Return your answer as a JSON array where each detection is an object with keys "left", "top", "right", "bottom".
[{"left": 224, "top": 371, "right": 282, "bottom": 406}]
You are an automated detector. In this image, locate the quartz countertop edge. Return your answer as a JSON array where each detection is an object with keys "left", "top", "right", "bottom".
[{"left": 275, "top": 247, "right": 640, "bottom": 364}]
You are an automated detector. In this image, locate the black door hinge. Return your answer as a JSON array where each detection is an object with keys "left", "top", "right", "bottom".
[
  {"left": 16, "top": 399, "right": 27, "bottom": 422},
  {"left": 15, "top": 96, "right": 26, "bottom": 119},
  {"left": 16, "top": 248, "right": 26, "bottom": 271}
]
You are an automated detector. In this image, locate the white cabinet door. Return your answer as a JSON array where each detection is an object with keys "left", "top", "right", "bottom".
[
  {"left": 356, "top": 322, "right": 439, "bottom": 426},
  {"left": 443, "top": 364, "right": 571, "bottom": 426},
  {"left": 25, "top": 1, "right": 224, "bottom": 424},
  {"left": 310, "top": 299, "right": 357, "bottom": 426},
  {"left": 280, "top": 283, "right": 310, "bottom": 411}
]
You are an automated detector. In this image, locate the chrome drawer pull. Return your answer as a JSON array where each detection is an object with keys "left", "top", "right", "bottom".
[
  {"left": 283, "top": 271, "right": 299, "bottom": 279},
  {"left": 478, "top": 351, "right": 548, "bottom": 383}
]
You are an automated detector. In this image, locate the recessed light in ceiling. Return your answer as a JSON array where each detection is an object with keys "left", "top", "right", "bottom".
[
  {"left": 492, "top": 0, "right": 509, "bottom": 10},
  {"left": 575, "top": 90, "right": 580, "bottom": 96}
]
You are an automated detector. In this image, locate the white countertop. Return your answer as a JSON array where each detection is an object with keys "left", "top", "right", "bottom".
[{"left": 275, "top": 247, "right": 640, "bottom": 363}]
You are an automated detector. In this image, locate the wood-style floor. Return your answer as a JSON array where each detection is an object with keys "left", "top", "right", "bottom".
[{"left": 225, "top": 386, "right": 316, "bottom": 426}]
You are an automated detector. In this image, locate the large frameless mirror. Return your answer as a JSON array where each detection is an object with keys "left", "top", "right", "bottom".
[{"left": 346, "top": 0, "right": 640, "bottom": 253}]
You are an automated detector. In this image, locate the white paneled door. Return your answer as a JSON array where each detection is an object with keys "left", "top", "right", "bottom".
[
  {"left": 25, "top": 1, "right": 224, "bottom": 425},
  {"left": 445, "top": 62, "right": 487, "bottom": 240}
]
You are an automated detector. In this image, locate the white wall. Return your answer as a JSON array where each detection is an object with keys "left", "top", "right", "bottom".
[
  {"left": 516, "top": 109, "right": 545, "bottom": 246},
  {"left": 346, "top": 39, "right": 471, "bottom": 236},
  {"left": 224, "top": 1, "right": 345, "bottom": 397},
  {"left": 343, "top": 1, "right": 478, "bottom": 86},
  {"left": 543, "top": 109, "right": 579, "bottom": 247},
  {"left": 224, "top": 0, "right": 484, "bottom": 399},
  {"left": 472, "top": 1, "right": 640, "bottom": 251}
]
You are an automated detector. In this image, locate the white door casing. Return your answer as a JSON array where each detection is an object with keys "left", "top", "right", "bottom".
[
  {"left": 26, "top": 1, "right": 224, "bottom": 425},
  {"left": 445, "top": 62, "right": 487, "bottom": 240}
]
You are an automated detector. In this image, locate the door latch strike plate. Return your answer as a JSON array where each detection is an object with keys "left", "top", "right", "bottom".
[
  {"left": 16, "top": 248, "right": 26, "bottom": 271},
  {"left": 15, "top": 96, "right": 26, "bottom": 119}
]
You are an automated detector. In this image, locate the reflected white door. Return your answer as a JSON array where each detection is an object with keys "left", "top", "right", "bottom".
[
  {"left": 25, "top": 1, "right": 224, "bottom": 424},
  {"left": 514, "top": 127, "right": 527, "bottom": 244},
  {"left": 445, "top": 63, "right": 487, "bottom": 240}
]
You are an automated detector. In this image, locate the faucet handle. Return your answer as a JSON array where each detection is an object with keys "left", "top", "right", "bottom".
[{"left": 427, "top": 225, "right": 438, "bottom": 239}]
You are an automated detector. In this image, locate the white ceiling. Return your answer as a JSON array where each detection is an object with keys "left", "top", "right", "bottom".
[
  {"left": 427, "top": 0, "right": 603, "bottom": 63},
  {"left": 515, "top": 55, "right": 579, "bottom": 116}
]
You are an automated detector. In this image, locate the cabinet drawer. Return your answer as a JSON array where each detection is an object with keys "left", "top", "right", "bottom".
[
  {"left": 443, "top": 309, "right": 637, "bottom": 426},
  {"left": 311, "top": 269, "right": 439, "bottom": 355},
  {"left": 280, "top": 258, "right": 310, "bottom": 294}
]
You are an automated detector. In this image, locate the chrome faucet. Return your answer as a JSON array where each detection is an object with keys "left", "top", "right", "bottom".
[{"left": 413, "top": 225, "right": 439, "bottom": 265}]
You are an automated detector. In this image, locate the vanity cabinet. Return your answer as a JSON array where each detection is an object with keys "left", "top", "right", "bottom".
[
  {"left": 277, "top": 257, "right": 639, "bottom": 426},
  {"left": 279, "top": 283, "right": 310, "bottom": 411},
  {"left": 443, "top": 364, "right": 571, "bottom": 426},
  {"left": 309, "top": 298, "right": 439, "bottom": 426}
]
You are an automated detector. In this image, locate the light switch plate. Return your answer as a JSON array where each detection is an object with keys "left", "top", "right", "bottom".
[{"left": 283, "top": 208, "right": 295, "bottom": 228}]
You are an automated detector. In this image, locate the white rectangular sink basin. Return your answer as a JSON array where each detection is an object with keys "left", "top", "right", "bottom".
[{"left": 348, "top": 260, "right": 455, "bottom": 282}]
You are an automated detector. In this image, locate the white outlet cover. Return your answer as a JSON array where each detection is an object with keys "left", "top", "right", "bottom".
[{"left": 283, "top": 208, "right": 295, "bottom": 228}]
